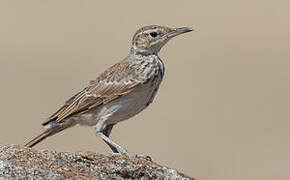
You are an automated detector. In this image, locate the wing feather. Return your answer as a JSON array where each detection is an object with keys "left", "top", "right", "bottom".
[{"left": 42, "top": 60, "right": 142, "bottom": 126}]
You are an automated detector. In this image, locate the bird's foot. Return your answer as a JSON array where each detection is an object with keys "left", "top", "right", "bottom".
[
  {"left": 106, "top": 151, "right": 126, "bottom": 156},
  {"left": 106, "top": 148, "right": 129, "bottom": 156},
  {"left": 106, "top": 151, "right": 152, "bottom": 161},
  {"left": 132, "top": 153, "right": 152, "bottom": 161}
]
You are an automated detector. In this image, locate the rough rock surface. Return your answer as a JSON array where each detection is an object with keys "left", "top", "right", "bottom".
[{"left": 0, "top": 144, "right": 194, "bottom": 179}]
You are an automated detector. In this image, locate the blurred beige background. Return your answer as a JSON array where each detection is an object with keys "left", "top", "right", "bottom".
[{"left": 0, "top": 0, "right": 289, "bottom": 179}]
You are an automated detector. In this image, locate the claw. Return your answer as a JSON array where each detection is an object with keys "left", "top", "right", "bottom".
[{"left": 134, "top": 154, "right": 152, "bottom": 161}]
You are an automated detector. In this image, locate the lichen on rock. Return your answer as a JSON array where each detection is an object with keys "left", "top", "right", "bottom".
[{"left": 0, "top": 144, "right": 194, "bottom": 179}]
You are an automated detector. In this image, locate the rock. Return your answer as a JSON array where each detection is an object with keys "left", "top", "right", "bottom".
[{"left": 0, "top": 144, "right": 195, "bottom": 179}]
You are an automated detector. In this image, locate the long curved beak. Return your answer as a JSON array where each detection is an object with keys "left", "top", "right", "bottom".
[{"left": 167, "top": 27, "right": 193, "bottom": 38}]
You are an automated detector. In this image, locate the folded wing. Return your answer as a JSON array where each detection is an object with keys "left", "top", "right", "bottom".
[{"left": 42, "top": 60, "right": 142, "bottom": 126}]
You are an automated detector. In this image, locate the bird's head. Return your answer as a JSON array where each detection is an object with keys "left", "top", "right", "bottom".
[{"left": 131, "top": 25, "right": 192, "bottom": 55}]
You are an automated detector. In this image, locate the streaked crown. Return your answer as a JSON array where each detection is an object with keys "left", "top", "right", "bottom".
[{"left": 131, "top": 25, "right": 192, "bottom": 55}]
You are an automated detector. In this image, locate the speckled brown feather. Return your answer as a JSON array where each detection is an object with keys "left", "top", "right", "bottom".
[{"left": 42, "top": 60, "right": 143, "bottom": 126}]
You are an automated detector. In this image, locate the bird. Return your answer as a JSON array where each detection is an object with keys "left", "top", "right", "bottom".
[{"left": 24, "top": 25, "right": 192, "bottom": 154}]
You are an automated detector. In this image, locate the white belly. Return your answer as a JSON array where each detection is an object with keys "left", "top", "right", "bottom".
[{"left": 74, "top": 81, "right": 160, "bottom": 126}]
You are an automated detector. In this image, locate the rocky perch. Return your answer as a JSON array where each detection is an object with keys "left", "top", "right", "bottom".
[{"left": 0, "top": 145, "right": 194, "bottom": 179}]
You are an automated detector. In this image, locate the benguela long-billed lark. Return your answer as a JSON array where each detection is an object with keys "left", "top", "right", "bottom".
[{"left": 25, "top": 25, "right": 192, "bottom": 154}]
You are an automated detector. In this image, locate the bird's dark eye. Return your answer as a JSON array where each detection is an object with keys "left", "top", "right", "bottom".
[{"left": 149, "top": 32, "right": 158, "bottom": 38}]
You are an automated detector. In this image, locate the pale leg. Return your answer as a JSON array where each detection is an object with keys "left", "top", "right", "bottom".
[
  {"left": 102, "top": 124, "right": 119, "bottom": 153},
  {"left": 95, "top": 124, "right": 128, "bottom": 154}
]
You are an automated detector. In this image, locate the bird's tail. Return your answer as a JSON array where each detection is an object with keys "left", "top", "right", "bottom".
[{"left": 24, "top": 124, "right": 70, "bottom": 148}]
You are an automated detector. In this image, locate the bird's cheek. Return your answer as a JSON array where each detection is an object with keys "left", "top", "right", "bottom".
[{"left": 135, "top": 38, "right": 149, "bottom": 49}]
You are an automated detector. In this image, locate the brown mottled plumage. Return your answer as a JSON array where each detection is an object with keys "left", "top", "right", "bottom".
[
  {"left": 43, "top": 61, "right": 140, "bottom": 125},
  {"left": 25, "top": 25, "right": 192, "bottom": 153}
]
